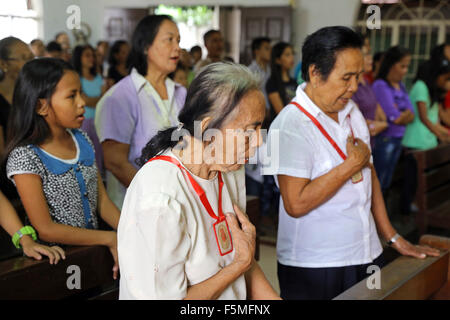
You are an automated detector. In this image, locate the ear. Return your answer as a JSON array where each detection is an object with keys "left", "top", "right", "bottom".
[
  {"left": 201, "top": 116, "right": 212, "bottom": 134},
  {"left": 0, "top": 59, "right": 8, "bottom": 71},
  {"left": 36, "top": 98, "right": 50, "bottom": 117},
  {"left": 308, "top": 64, "right": 322, "bottom": 88}
]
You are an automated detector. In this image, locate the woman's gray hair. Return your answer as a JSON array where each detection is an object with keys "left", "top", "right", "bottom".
[
  {"left": 138, "top": 61, "right": 262, "bottom": 164},
  {"left": 193, "top": 62, "right": 261, "bottom": 129}
]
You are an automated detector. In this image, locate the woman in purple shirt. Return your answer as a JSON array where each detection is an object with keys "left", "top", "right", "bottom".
[
  {"left": 95, "top": 15, "right": 186, "bottom": 208},
  {"left": 372, "top": 46, "right": 414, "bottom": 193},
  {"left": 352, "top": 44, "right": 388, "bottom": 150}
]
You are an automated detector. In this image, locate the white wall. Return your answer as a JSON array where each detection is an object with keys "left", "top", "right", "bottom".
[
  {"left": 98, "top": 0, "right": 290, "bottom": 7},
  {"left": 38, "top": 0, "right": 361, "bottom": 55},
  {"left": 292, "top": 0, "right": 361, "bottom": 60},
  {"left": 39, "top": 0, "right": 289, "bottom": 47},
  {"left": 41, "top": 0, "right": 103, "bottom": 46}
]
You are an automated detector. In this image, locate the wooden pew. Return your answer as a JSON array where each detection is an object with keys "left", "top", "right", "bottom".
[
  {"left": 0, "top": 197, "right": 260, "bottom": 299},
  {"left": 0, "top": 246, "right": 118, "bottom": 300},
  {"left": 334, "top": 234, "right": 450, "bottom": 300},
  {"left": 412, "top": 144, "right": 450, "bottom": 235}
]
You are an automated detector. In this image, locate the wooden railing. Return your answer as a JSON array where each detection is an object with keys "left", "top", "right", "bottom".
[
  {"left": 334, "top": 235, "right": 450, "bottom": 300},
  {"left": 0, "top": 197, "right": 261, "bottom": 299},
  {"left": 0, "top": 246, "right": 118, "bottom": 300},
  {"left": 412, "top": 144, "right": 450, "bottom": 235}
]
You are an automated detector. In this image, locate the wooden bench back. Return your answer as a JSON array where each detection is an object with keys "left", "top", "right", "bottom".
[
  {"left": 413, "top": 144, "right": 450, "bottom": 234},
  {"left": 0, "top": 246, "right": 117, "bottom": 300},
  {"left": 414, "top": 144, "right": 450, "bottom": 209}
]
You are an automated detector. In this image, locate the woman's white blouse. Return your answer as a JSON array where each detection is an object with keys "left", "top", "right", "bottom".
[
  {"left": 263, "top": 83, "right": 383, "bottom": 268},
  {"left": 118, "top": 150, "right": 247, "bottom": 300}
]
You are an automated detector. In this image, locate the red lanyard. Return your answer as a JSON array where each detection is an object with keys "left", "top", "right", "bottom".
[
  {"left": 146, "top": 155, "right": 225, "bottom": 221},
  {"left": 290, "top": 101, "right": 354, "bottom": 161}
]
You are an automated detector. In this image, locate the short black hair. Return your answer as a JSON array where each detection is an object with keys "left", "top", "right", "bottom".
[
  {"left": 30, "top": 39, "right": 42, "bottom": 46},
  {"left": 46, "top": 41, "right": 62, "bottom": 53},
  {"left": 203, "top": 30, "right": 220, "bottom": 45},
  {"left": 190, "top": 45, "right": 201, "bottom": 54},
  {"left": 97, "top": 40, "right": 108, "bottom": 48},
  {"left": 0, "top": 37, "right": 22, "bottom": 60},
  {"left": 301, "top": 26, "right": 363, "bottom": 82},
  {"left": 127, "top": 14, "right": 174, "bottom": 76},
  {"left": 251, "top": 37, "right": 271, "bottom": 56},
  {"left": 376, "top": 46, "right": 410, "bottom": 82},
  {"left": 54, "top": 32, "right": 68, "bottom": 41}
]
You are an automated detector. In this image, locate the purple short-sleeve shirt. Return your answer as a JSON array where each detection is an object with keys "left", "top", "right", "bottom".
[
  {"left": 95, "top": 68, "right": 187, "bottom": 207},
  {"left": 372, "top": 79, "right": 414, "bottom": 138}
]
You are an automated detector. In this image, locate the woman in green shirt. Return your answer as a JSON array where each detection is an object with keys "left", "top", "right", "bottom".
[
  {"left": 401, "top": 58, "right": 450, "bottom": 219},
  {"left": 403, "top": 62, "right": 450, "bottom": 149}
]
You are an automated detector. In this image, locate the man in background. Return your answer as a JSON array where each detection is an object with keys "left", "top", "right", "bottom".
[
  {"left": 30, "top": 39, "right": 46, "bottom": 58},
  {"left": 194, "top": 30, "right": 224, "bottom": 72}
]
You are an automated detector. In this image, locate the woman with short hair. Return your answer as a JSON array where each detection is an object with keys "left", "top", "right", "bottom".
[
  {"left": 118, "top": 62, "right": 280, "bottom": 300},
  {"left": 263, "top": 26, "right": 439, "bottom": 300}
]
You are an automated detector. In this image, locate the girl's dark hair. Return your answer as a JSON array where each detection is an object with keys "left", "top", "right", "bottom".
[
  {"left": 430, "top": 43, "right": 450, "bottom": 66},
  {"left": 4, "top": 58, "right": 75, "bottom": 160},
  {"left": 372, "top": 51, "right": 384, "bottom": 73},
  {"left": 415, "top": 49, "right": 450, "bottom": 106},
  {"left": 108, "top": 40, "right": 128, "bottom": 67},
  {"left": 127, "top": 15, "right": 174, "bottom": 76},
  {"left": 301, "top": 26, "right": 363, "bottom": 83},
  {"left": 72, "top": 44, "right": 97, "bottom": 77},
  {"left": 137, "top": 62, "right": 260, "bottom": 166},
  {"left": 376, "top": 45, "right": 410, "bottom": 82},
  {"left": 269, "top": 42, "right": 292, "bottom": 105}
]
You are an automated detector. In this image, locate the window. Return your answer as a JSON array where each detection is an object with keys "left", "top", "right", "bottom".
[
  {"left": 154, "top": 5, "right": 217, "bottom": 54},
  {"left": 0, "top": 0, "right": 39, "bottom": 43},
  {"left": 356, "top": 0, "right": 450, "bottom": 89}
]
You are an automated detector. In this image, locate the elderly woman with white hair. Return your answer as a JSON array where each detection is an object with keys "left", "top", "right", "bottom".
[{"left": 118, "top": 62, "right": 280, "bottom": 300}]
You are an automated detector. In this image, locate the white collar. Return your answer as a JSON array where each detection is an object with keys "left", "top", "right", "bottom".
[
  {"left": 130, "top": 68, "right": 178, "bottom": 96},
  {"left": 294, "top": 82, "right": 355, "bottom": 124}
]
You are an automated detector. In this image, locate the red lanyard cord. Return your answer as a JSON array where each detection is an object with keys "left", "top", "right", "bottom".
[
  {"left": 290, "top": 101, "right": 355, "bottom": 161},
  {"left": 146, "top": 155, "right": 224, "bottom": 221}
]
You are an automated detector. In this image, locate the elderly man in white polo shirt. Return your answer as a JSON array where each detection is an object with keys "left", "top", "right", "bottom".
[{"left": 263, "top": 26, "right": 439, "bottom": 300}]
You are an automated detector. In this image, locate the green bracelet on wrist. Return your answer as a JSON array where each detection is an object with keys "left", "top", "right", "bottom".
[{"left": 12, "top": 226, "right": 37, "bottom": 249}]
